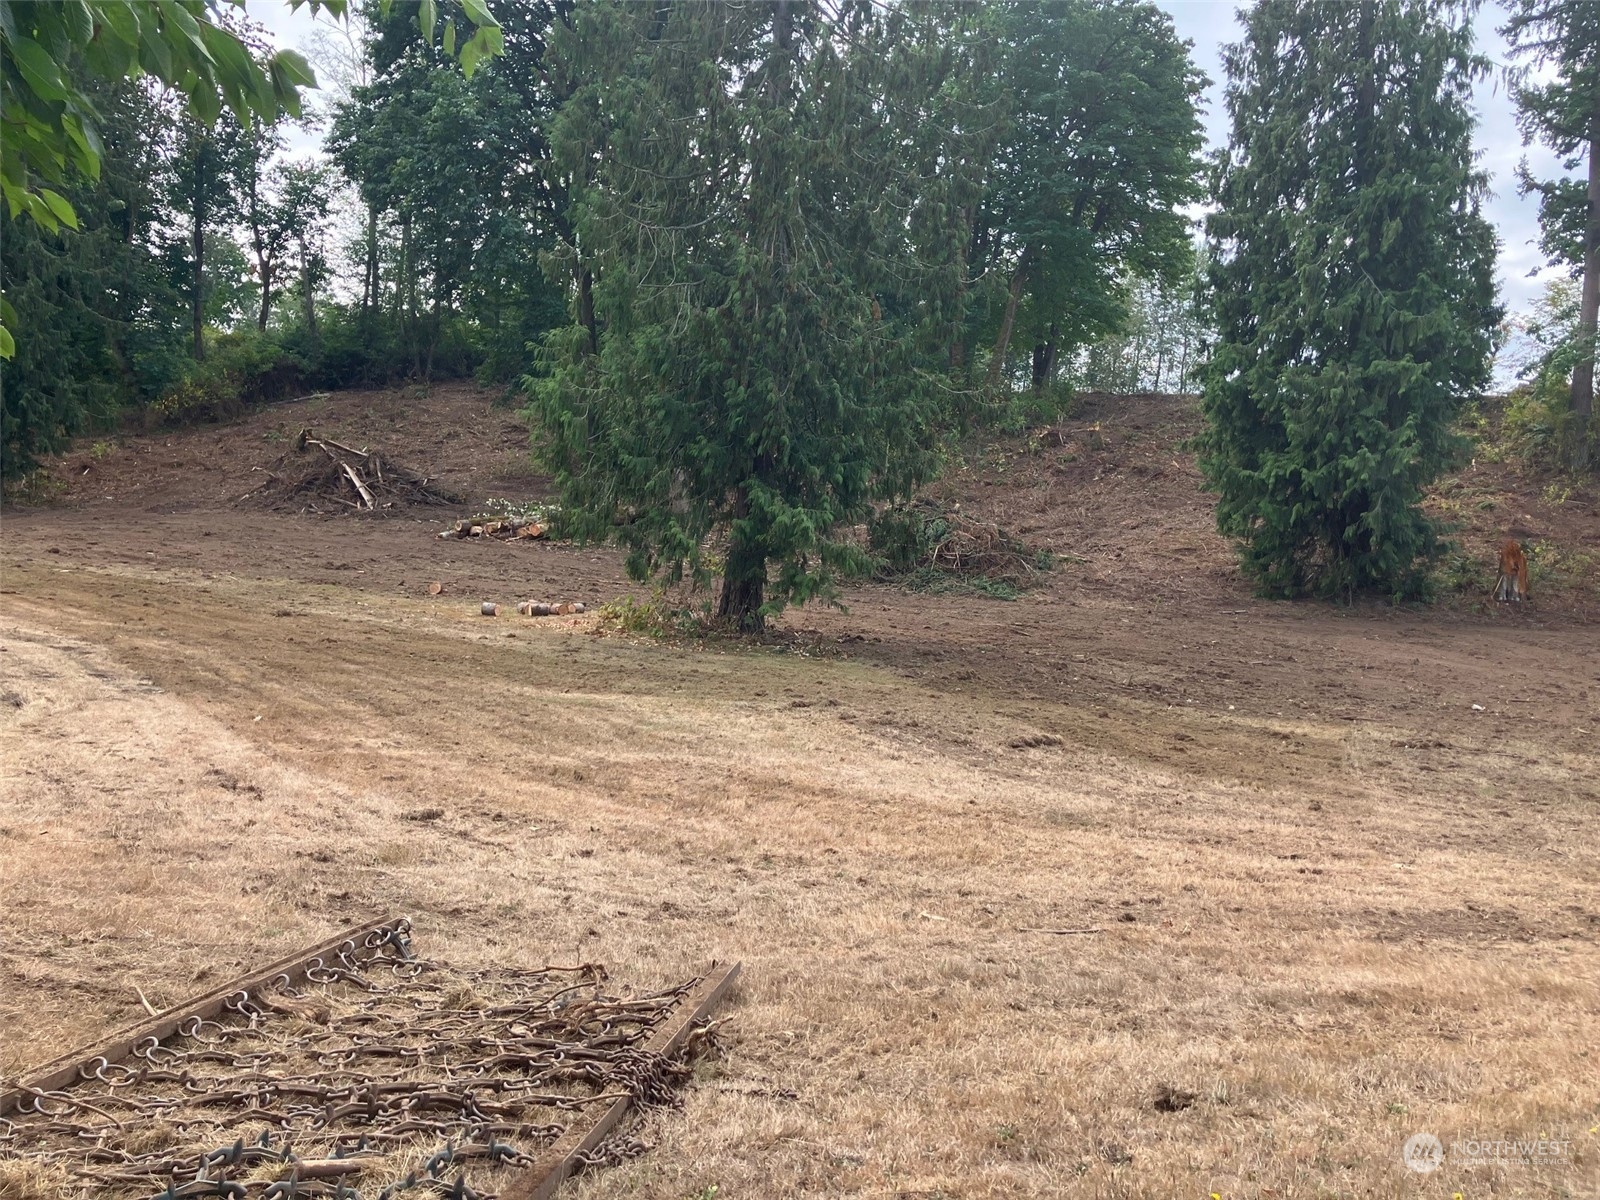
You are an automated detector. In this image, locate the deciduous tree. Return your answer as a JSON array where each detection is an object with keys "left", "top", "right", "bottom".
[
  {"left": 970, "top": 0, "right": 1205, "bottom": 393},
  {"left": 1503, "top": 0, "right": 1600, "bottom": 458}
]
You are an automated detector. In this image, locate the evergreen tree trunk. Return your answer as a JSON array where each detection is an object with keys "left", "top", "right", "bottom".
[
  {"left": 577, "top": 267, "right": 597, "bottom": 354},
  {"left": 717, "top": 487, "right": 766, "bottom": 631},
  {"left": 986, "top": 246, "right": 1030, "bottom": 390},
  {"left": 1572, "top": 130, "right": 1600, "bottom": 425}
]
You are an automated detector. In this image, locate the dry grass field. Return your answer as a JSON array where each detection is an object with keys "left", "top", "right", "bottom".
[{"left": 2, "top": 387, "right": 1597, "bottom": 1199}]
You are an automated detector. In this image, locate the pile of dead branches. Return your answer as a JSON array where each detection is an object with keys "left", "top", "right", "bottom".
[
  {"left": 244, "top": 427, "right": 458, "bottom": 513},
  {"left": 925, "top": 514, "right": 1046, "bottom": 582}
]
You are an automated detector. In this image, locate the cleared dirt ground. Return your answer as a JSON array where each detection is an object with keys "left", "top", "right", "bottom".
[{"left": 2, "top": 386, "right": 1597, "bottom": 1199}]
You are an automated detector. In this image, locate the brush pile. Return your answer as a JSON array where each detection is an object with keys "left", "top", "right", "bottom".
[
  {"left": 248, "top": 427, "right": 458, "bottom": 514},
  {"left": 868, "top": 499, "right": 1051, "bottom": 589}
]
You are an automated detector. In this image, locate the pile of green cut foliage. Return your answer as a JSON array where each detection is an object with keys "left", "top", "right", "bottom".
[{"left": 868, "top": 500, "right": 1052, "bottom": 599}]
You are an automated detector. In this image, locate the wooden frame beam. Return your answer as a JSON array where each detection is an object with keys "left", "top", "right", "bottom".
[
  {"left": 503, "top": 960, "right": 742, "bottom": 1200},
  {"left": 0, "top": 915, "right": 407, "bottom": 1116}
]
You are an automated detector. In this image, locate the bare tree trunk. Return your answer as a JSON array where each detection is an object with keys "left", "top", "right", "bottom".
[
  {"left": 362, "top": 203, "right": 379, "bottom": 315},
  {"left": 1030, "top": 326, "right": 1058, "bottom": 397},
  {"left": 986, "top": 247, "right": 1030, "bottom": 391},
  {"left": 1572, "top": 131, "right": 1600, "bottom": 425},
  {"left": 191, "top": 160, "right": 206, "bottom": 362},
  {"left": 258, "top": 262, "right": 273, "bottom": 332},
  {"left": 302, "top": 246, "right": 317, "bottom": 338}
]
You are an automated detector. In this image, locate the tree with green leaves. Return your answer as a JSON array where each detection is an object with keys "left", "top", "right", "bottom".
[
  {"left": 0, "top": 0, "right": 323, "bottom": 360},
  {"left": 1196, "top": 0, "right": 1500, "bottom": 600},
  {"left": 970, "top": 0, "right": 1206, "bottom": 394},
  {"left": 326, "top": 0, "right": 560, "bottom": 380},
  {"left": 170, "top": 111, "right": 246, "bottom": 360},
  {"left": 532, "top": 0, "right": 977, "bottom": 630},
  {"left": 2, "top": 72, "right": 190, "bottom": 477},
  {"left": 0, "top": 0, "right": 502, "bottom": 358},
  {"left": 277, "top": 160, "right": 336, "bottom": 336},
  {"left": 1503, "top": 0, "right": 1600, "bottom": 459},
  {"left": 230, "top": 117, "right": 290, "bottom": 333}
]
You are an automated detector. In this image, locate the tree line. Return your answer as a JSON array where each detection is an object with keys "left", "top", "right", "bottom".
[{"left": 2, "top": 0, "right": 1597, "bottom": 623}]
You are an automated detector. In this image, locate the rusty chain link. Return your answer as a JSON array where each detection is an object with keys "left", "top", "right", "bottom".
[{"left": 0, "top": 922, "right": 712, "bottom": 1199}]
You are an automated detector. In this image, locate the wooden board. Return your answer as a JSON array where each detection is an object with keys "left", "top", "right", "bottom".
[{"left": 502, "top": 960, "right": 742, "bottom": 1200}]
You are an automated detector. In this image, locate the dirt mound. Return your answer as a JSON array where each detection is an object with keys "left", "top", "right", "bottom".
[
  {"left": 10, "top": 382, "right": 1595, "bottom": 618},
  {"left": 14, "top": 382, "right": 544, "bottom": 516}
]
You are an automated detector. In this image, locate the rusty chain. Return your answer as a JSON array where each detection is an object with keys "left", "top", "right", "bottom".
[{"left": 0, "top": 922, "right": 711, "bottom": 1199}]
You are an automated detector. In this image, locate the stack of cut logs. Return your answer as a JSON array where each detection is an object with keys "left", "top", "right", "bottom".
[
  {"left": 478, "top": 600, "right": 586, "bottom": 616},
  {"left": 439, "top": 516, "right": 546, "bottom": 540}
]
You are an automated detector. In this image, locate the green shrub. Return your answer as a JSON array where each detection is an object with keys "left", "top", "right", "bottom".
[
  {"left": 1501, "top": 377, "right": 1599, "bottom": 470},
  {"left": 595, "top": 593, "right": 707, "bottom": 638},
  {"left": 147, "top": 329, "right": 303, "bottom": 428}
]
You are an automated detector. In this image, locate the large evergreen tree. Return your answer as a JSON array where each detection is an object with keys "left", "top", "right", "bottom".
[
  {"left": 1197, "top": 0, "right": 1500, "bottom": 600},
  {"left": 532, "top": 0, "right": 979, "bottom": 630},
  {"left": 1503, "top": 0, "right": 1600, "bottom": 455}
]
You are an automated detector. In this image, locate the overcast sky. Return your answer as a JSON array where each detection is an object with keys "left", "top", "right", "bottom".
[{"left": 248, "top": 0, "right": 1572, "bottom": 322}]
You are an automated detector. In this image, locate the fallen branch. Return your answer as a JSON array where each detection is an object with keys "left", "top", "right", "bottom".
[
  {"left": 340, "top": 461, "right": 376, "bottom": 509},
  {"left": 319, "top": 434, "right": 369, "bottom": 459},
  {"left": 235, "top": 470, "right": 281, "bottom": 503},
  {"left": 1016, "top": 926, "right": 1102, "bottom": 936}
]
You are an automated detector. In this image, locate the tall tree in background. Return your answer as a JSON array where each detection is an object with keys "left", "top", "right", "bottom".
[
  {"left": 0, "top": 0, "right": 332, "bottom": 359},
  {"left": 1198, "top": 0, "right": 1500, "bottom": 599},
  {"left": 170, "top": 113, "right": 245, "bottom": 360},
  {"left": 231, "top": 118, "right": 291, "bottom": 332},
  {"left": 327, "top": 0, "right": 562, "bottom": 380},
  {"left": 971, "top": 0, "right": 1205, "bottom": 394},
  {"left": 1503, "top": 0, "right": 1600, "bottom": 459},
  {"left": 534, "top": 0, "right": 977, "bottom": 630}
]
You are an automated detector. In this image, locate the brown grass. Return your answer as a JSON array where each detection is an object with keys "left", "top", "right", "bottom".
[{"left": 2, "top": 554, "right": 1597, "bottom": 1199}]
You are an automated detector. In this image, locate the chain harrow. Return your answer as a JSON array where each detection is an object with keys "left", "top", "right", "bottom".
[{"left": 0, "top": 922, "right": 708, "bottom": 1199}]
